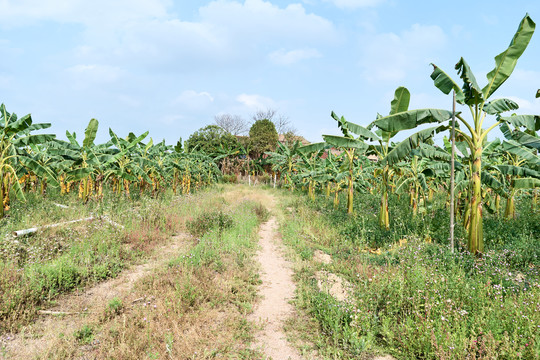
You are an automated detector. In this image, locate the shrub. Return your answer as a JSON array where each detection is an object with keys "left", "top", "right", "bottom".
[{"left": 186, "top": 210, "right": 234, "bottom": 237}]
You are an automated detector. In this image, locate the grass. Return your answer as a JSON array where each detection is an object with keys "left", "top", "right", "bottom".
[
  {"left": 0, "top": 185, "right": 215, "bottom": 332},
  {"left": 80, "top": 193, "right": 266, "bottom": 359},
  {"left": 276, "top": 189, "right": 540, "bottom": 359},
  {"left": 3, "top": 185, "right": 269, "bottom": 359}
]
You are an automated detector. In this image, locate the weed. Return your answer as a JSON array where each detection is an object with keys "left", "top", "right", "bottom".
[
  {"left": 279, "top": 189, "right": 540, "bottom": 359},
  {"left": 186, "top": 210, "right": 234, "bottom": 238},
  {"left": 73, "top": 324, "right": 94, "bottom": 344},
  {"left": 103, "top": 297, "right": 124, "bottom": 320}
]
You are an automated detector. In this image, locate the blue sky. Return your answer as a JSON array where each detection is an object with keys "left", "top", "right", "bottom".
[{"left": 1, "top": 0, "right": 540, "bottom": 145}]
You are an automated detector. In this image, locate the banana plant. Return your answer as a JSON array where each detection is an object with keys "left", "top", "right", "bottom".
[
  {"left": 395, "top": 145, "right": 451, "bottom": 216},
  {"left": 106, "top": 129, "right": 149, "bottom": 196},
  {"left": 430, "top": 13, "right": 535, "bottom": 254},
  {"left": 497, "top": 122, "right": 540, "bottom": 217},
  {"left": 357, "top": 87, "right": 452, "bottom": 229},
  {"left": 265, "top": 140, "right": 302, "bottom": 189},
  {"left": 299, "top": 114, "right": 370, "bottom": 213},
  {"left": 0, "top": 104, "right": 57, "bottom": 216}
]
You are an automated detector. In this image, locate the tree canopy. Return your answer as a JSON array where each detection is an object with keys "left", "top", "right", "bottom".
[
  {"left": 249, "top": 119, "right": 278, "bottom": 157},
  {"left": 185, "top": 125, "right": 239, "bottom": 155}
]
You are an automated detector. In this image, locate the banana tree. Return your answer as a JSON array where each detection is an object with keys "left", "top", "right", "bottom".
[
  {"left": 497, "top": 122, "right": 540, "bottom": 216},
  {"left": 322, "top": 113, "right": 369, "bottom": 214},
  {"left": 395, "top": 146, "right": 450, "bottom": 216},
  {"left": 106, "top": 129, "right": 149, "bottom": 196},
  {"left": 0, "top": 104, "right": 57, "bottom": 216},
  {"left": 430, "top": 13, "right": 535, "bottom": 254},
  {"left": 265, "top": 140, "right": 302, "bottom": 189},
  {"left": 354, "top": 87, "right": 452, "bottom": 229}
]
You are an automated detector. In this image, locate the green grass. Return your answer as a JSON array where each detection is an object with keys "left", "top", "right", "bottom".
[{"left": 278, "top": 189, "right": 540, "bottom": 359}]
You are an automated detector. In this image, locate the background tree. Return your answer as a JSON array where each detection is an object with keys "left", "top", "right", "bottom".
[
  {"left": 214, "top": 114, "right": 250, "bottom": 135},
  {"left": 252, "top": 109, "right": 297, "bottom": 135},
  {"left": 249, "top": 119, "right": 278, "bottom": 158},
  {"left": 185, "top": 125, "right": 239, "bottom": 156}
]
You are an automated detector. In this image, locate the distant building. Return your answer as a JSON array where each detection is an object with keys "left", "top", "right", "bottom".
[{"left": 277, "top": 134, "right": 310, "bottom": 146}]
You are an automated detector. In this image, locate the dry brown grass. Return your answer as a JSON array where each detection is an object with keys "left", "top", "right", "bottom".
[
  {"left": 33, "top": 187, "right": 266, "bottom": 360},
  {"left": 88, "top": 263, "right": 261, "bottom": 360}
]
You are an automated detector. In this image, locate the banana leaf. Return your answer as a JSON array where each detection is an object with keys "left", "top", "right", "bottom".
[
  {"left": 390, "top": 86, "right": 410, "bottom": 115},
  {"left": 383, "top": 125, "right": 447, "bottom": 165},
  {"left": 83, "top": 118, "right": 99, "bottom": 148},
  {"left": 496, "top": 165, "right": 540, "bottom": 178},
  {"left": 514, "top": 177, "right": 540, "bottom": 189},
  {"left": 455, "top": 57, "right": 483, "bottom": 105},
  {"left": 430, "top": 64, "right": 465, "bottom": 104},
  {"left": 370, "top": 109, "right": 452, "bottom": 133},
  {"left": 500, "top": 115, "right": 540, "bottom": 131},
  {"left": 323, "top": 135, "right": 367, "bottom": 151},
  {"left": 298, "top": 142, "right": 328, "bottom": 154},
  {"left": 483, "top": 98, "right": 519, "bottom": 115},
  {"left": 483, "top": 14, "right": 536, "bottom": 99}
]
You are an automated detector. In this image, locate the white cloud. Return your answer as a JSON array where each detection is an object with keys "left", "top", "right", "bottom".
[
  {"left": 66, "top": 64, "right": 124, "bottom": 83},
  {"left": 506, "top": 96, "right": 540, "bottom": 114},
  {"left": 360, "top": 23, "right": 447, "bottom": 82},
  {"left": 2, "top": 1, "right": 337, "bottom": 70},
  {"left": 236, "top": 93, "right": 276, "bottom": 110},
  {"left": 324, "top": 0, "right": 385, "bottom": 8},
  {"left": 174, "top": 90, "right": 214, "bottom": 111},
  {"left": 199, "top": 0, "right": 336, "bottom": 45},
  {"left": 0, "top": 0, "right": 170, "bottom": 27},
  {"left": 269, "top": 48, "right": 321, "bottom": 65}
]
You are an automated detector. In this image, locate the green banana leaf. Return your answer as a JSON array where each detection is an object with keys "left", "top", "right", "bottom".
[
  {"left": 13, "top": 134, "right": 56, "bottom": 147},
  {"left": 514, "top": 177, "right": 540, "bottom": 189},
  {"left": 370, "top": 109, "right": 452, "bottom": 133},
  {"left": 5, "top": 114, "right": 32, "bottom": 135},
  {"left": 25, "top": 123, "right": 52, "bottom": 132},
  {"left": 83, "top": 118, "right": 99, "bottom": 148},
  {"left": 65, "top": 167, "right": 93, "bottom": 181},
  {"left": 483, "top": 14, "right": 536, "bottom": 99},
  {"left": 483, "top": 98, "right": 519, "bottom": 115},
  {"left": 323, "top": 135, "right": 367, "bottom": 151},
  {"left": 298, "top": 142, "right": 328, "bottom": 154},
  {"left": 19, "top": 156, "right": 59, "bottom": 186},
  {"left": 430, "top": 65, "right": 465, "bottom": 104},
  {"left": 496, "top": 165, "right": 540, "bottom": 178},
  {"left": 455, "top": 57, "right": 483, "bottom": 105},
  {"left": 500, "top": 115, "right": 540, "bottom": 131},
  {"left": 502, "top": 140, "right": 540, "bottom": 166},
  {"left": 481, "top": 171, "right": 504, "bottom": 195},
  {"left": 383, "top": 125, "right": 446, "bottom": 165},
  {"left": 514, "top": 131, "right": 540, "bottom": 150},
  {"left": 390, "top": 86, "right": 410, "bottom": 115}
]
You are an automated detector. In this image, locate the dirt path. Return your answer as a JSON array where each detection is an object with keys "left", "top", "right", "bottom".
[
  {"left": 249, "top": 216, "right": 303, "bottom": 360},
  {"left": 1, "top": 234, "right": 190, "bottom": 359}
]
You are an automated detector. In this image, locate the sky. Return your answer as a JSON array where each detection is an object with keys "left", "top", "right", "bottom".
[{"left": 1, "top": 0, "right": 540, "bottom": 145}]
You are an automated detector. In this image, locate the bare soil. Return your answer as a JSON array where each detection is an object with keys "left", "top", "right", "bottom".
[{"left": 249, "top": 216, "right": 303, "bottom": 360}]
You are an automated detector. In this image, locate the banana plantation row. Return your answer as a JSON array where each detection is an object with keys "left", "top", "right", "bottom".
[
  {"left": 1, "top": 14, "right": 539, "bottom": 258},
  {"left": 272, "top": 13, "right": 540, "bottom": 256}
]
